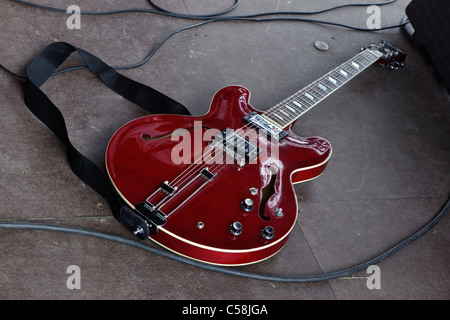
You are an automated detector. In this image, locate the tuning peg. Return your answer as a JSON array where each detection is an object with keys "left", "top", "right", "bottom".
[{"left": 387, "top": 61, "right": 405, "bottom": 70}]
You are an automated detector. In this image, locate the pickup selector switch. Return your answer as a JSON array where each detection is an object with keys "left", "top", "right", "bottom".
[
  {"left": 229, "top": 221, "right": 243, "bottom": 236},
  {"left": 240, "top": 198, "right": 254, "bottom": 212}
]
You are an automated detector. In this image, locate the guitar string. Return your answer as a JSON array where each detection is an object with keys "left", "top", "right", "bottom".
[
  {"left": 165, "top": 50, "right": 363, "bottom": 190},
  {"left": 148, "top": 121, "right": 261, "bottom": 212},
  {"left": 149, "top": 51, "right": 380, "bottom": 214},
  {"left": 164, "top": 94, "right": 304, "bottom": 188},
  {"left": 145, "top": 120, "right": 258, "bottom": 194},
  {"left": 265, "top": 51, "right": 378, "bottom": 117},
  {"left": 160, "top": 53, "right": 377, "bottom": 211},
  {"left": 175, "top": 51, "right": 378, "bottom": 181},
  {"left": 162, "top": 124, "right": 265, "bottom": 216},
  {"left": 151, "top": 51, "right": 378, "bottom": 213},
  {"left": 161, "top": 121, "right": 260, "bottom": 192}
]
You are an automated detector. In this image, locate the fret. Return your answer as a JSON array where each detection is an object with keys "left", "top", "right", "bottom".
[
  {"left": 294, "top": 95, "right": 313, "bottom": 109},
  {"left": 285, "top": 105, "right": 297, "bottom": 114},
  {"left": 364, "top": 49, "right": 384, "bottom": 60},
  {"left": 353, "top": 57, "right": 370, "bottom": 68},
  {"left": 273, "top": 112, "right": 285, "bottom": 121},
  {"left": 307, "top": 81, "right": 329, "bottom": 100},
  {"left": 289, "top": 100, "right": 307, "bottom": 115},
  {"left": 341, "top": 69, "right": 355, "bottom": 79},
  {"left": 356, "top": 58, "right": 372, "bottom": 68},
  {"left": 293, "top": 92, "right": 311, "bottom": 105},
  {"left": 309, "top": 79, "right": 336, "bottom": 101},
  {"left": 277, "top": 99, "right": 299, "bottom": 119},
  {"left": 262, "top": 49, "right": 381, "bottom": 128},
  {"left": 292, "top": 100, "right": 306, "bottom": 111},
  {"left": 283, "top": 105, "right": 299, "bottom": 117},
  {"left": 301, "top": 82, "right": 325, "bottom": 101},
  {"left": 318, "top": 81, "right": 336, "bottom": 95},
  {"left": 279, "top": 109, "right": 290, "bottom": 117},
  {"left": 318, "top": 83, "right": 328, "bottom": 92},
  {"left": 320, "top": 81, "right": 334, "bottom": 91},
  {"left": 262, "top": 111, "right": 277, "bottom": 121},
  {"left": 309, "top": 88, "right": 325, "bottom": 101},
  {"left": 337, "top": 67, "right": 351, "bottom": 78},
  {"left": 336, "top": 69, "right": 352, "bottom": 82},
  {"left": 330, "top": 72, "right": 345, "bottom": 84},
  {"left": 332, "top": 72, "right": 347, "bottom": 84},
  {"left": 311, "top": 85, "right": 326, "bottom": 97},
  {"left": 309, "top": 82, "right": 326, "bottom": 95},
  {"left": 304, "top": 92, "right": 314, "bottom": 101},
  {"left": 339, "top": 69, "right": 348, "bottom": 77},
  {"left": 327, "top": 76, "right": 338, "bottom": 87},
  {"left": 359, "top": 51, "right": 378, "bottom": 63},
  {"left": 342, "top": 64, "right": 356, "bottom": 76},
  {"left": 282, "top": 110, "right": 298, "bottom": 120},
  {"left": 262, "top": 113, "right": 284, "bottom": 128},
  {"left": 358, "top": 51, "right": 372, "bottom": 60}
]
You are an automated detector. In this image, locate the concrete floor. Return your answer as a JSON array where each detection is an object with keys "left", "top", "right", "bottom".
[{"left": 0, "top": 0, "right": 449, "bottom": 300}]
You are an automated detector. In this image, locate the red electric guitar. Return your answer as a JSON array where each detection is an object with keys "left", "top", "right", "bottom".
[{"left": 106, "top": 42, "right": 407, "bottom": 265}]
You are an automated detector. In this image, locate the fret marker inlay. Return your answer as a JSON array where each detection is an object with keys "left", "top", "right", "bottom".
[
  {"left": 286, "top": 105, "right": 296, "bottom": 113},
  {"left": 293, "top": 100, "right": 303, "bottom": 109},
  {"left": 274, "top": 113, "right": 284, "bottom": 121},
  {"left": 260, "top": 48, "right": 385, "bottom": 129}
]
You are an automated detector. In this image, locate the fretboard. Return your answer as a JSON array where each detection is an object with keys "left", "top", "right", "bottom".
[{"left": 262, "top": 49, "right": 383, "bottom": 129}]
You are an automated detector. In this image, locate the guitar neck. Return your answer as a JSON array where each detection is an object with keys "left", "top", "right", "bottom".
[{"left": 262, "top": 49, "right": 383, "bottom": 129}]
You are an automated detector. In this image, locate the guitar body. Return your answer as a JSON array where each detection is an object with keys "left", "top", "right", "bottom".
[
  {"left": 104, "top": 42, "right": 407, "bottom": 265},
  {"left": 106, "top": 86, "right": 331, "bottom": 265}
]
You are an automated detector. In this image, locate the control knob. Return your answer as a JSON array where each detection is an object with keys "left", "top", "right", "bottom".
[
  {"left": 261, "top": 226, "right": 274, "bottom": 240},
  {"left": 229, "top": 221, "right": 243, "bottom": 236},
  {"left": 240, "top": 198, "right": 254, "bottom": 212}
]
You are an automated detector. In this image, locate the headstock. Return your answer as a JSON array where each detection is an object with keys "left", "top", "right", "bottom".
[{"left": 364, "top": 41, "right": 408, "bottom": 70}]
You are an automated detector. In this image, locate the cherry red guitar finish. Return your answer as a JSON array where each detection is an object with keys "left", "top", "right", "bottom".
[{"left": 106, "top": 86, "right": 331, "bottom": 265}]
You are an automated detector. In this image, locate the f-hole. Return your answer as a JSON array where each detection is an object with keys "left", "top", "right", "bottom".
[
  {"left": 141, "top": 128, "right": 187, "bottom": 141},
  {"left": 259, "top": 166, "right": 277, "bottom": 221}
]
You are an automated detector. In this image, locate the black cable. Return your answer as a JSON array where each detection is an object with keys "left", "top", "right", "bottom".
[
  {"left": 51, "top": 15, "right": 409, "bottom": 76},
  {"left": 147, "top": 0, "right": 240, "bottom": 18},
  {"left": 3, "top": 0, "right": 444, "bottom": 283},
  {"left": 0, "top": 63, "right": 26, "bottom": 79},
  {"left": 53, "top": 19, "right": 216, "bottom": 75},
  {"left": 1, "top": 12, "right": 410, "bottom": 79},
  {"left": 230, "top": 0, "right": 399, "bottom": 17},
  {"left": 1, "top": 0, "right": 410, "bottom": 78},
  {"left": 8, "top": 0, "right": 407, "bottom": 27},
  {"left": 0, "top": 197, "right": 448, "bottom": 282},
  {"left": 8, "top": 0, "right": 399, "bottom": 19},
  {"left": 6, "top": 0, "right": 240, "bottom": 19},
  {"left": 1, "top": 17, "right": 411, "bottom": 78}
]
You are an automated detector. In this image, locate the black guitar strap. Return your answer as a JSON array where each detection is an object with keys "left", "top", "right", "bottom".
[{"left": 24, "top": 42, "right": 191, "bottom": 239}]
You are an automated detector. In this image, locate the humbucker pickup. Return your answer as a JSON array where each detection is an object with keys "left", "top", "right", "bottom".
[
  {"left": 210, "top": 128, "right": 261, "bottom": 166},
  {"left": 243, "top": 112, "right": 288, "bottom": 141}
]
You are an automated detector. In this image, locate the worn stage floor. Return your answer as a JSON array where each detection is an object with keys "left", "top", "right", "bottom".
[{"left": 0, "top": 0, "right": 448, "bottom": 300}]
